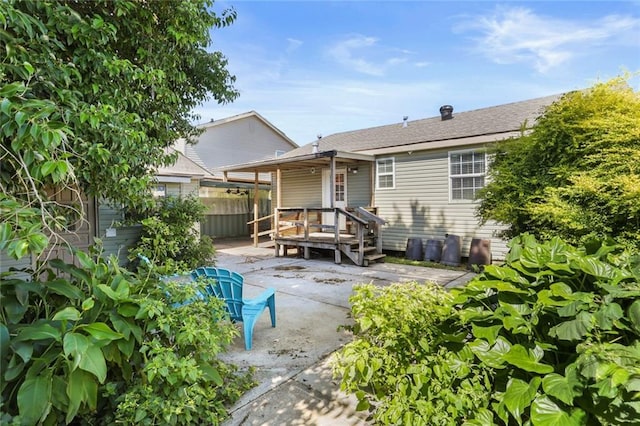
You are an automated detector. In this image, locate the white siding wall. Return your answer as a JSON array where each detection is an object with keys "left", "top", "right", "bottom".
[{"left": 375, "top": 147, "right": 509, "bottom": 260}]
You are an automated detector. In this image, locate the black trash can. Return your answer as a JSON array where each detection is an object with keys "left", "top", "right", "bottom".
[
  {"left": 405, "top": 237, "right": 423, "bottom": 261},
  {"left": 424, "top": 239, "right": 443, "bottom": 262},
  {"left": 441, "top": 234, "right": 461, "bottom": 266}
]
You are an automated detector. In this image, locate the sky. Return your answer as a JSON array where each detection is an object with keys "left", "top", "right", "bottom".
[{"left": 194, "top": 0, "right": 640, "bottom": 146}]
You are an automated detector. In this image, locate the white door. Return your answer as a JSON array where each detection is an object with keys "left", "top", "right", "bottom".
[{"left": 322, "top": 168, "right": 347, "bottom": 231}]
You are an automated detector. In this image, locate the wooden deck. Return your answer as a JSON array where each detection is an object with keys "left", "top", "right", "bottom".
[{"left": 271, "top": 208, "right": 387, "bottom": 266}]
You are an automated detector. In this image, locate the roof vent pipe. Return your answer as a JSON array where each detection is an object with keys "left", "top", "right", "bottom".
[
  {"left": 312, "top": 140, "right": 319, "bottom": 154},
  {"left": 440, "top": 105, "right": 453, "bottom": 120},
  {"left": 403, "top": 116, "right": 408, "bottom": 128}
]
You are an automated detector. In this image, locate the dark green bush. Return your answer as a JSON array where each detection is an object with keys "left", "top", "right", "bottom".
[
  {"left": 334, "top": 235, "right": 640, "bottom": 425},
  {"left": 129, "top": 195, "right": 215, "bottom": 274},
  {"left": 0, "top": 250, "right": 253, "bottom": 425}
]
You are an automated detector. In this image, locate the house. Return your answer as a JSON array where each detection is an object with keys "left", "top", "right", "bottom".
[
  {"left": 220, "top": 94, "right": 563, "bottom": 265},
  {"left": 179, "top": 110, "right": 298, "bottom": 182},
  {"left": 172, "top": 110, "right": 299, "bottom": 239}
]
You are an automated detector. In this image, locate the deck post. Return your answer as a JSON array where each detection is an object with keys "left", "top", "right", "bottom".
[
  {"left": 274, "top": 208, "right": 280, "bottom": 257},
  {"left": 334, "top": 208, "right": 341, "bottom": 264},
  {"left": 253, "top": 171, "right": 259, "bottom": 247}
]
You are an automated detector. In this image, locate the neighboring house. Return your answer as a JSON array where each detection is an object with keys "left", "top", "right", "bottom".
[
  {"left": 172, "top": 110, "right": 299, "bottom": 239},
  {"left": 221, "top": 94, "right": 563, "bottom": 264},
  {"left": 177, "top": 110, "right": 298, "bottom": 183}
]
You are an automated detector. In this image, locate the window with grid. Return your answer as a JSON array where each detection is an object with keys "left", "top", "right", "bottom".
[
  {"left": 335, "top": 172, "right": 345, "bottom": 202},
  {"left": 376, "top": 157, "right": 395, "bottom": 189},
  {"left": 449, "top": 151, "right": 486, "bottom": 201}
]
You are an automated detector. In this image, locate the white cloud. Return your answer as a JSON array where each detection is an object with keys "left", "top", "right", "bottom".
[
  {"left": 457, "top": 7, "right": 640, "bottom": 73},
  {"left": 327, "top": 35, "right": 385, "bottom": 76},
  {"left": 286, "top": 38, "right": 303, "bottom": 53}
]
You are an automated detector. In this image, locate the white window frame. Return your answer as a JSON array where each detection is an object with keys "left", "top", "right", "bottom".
[
  {"left": 152, "top": 184, "right": 167, "bottom": 198},
  {"left": 448, "top": 149, "right": 486, "bottom": 202},
  {"left": 376, "top": 157, "right": 395, "bottom": 190}
]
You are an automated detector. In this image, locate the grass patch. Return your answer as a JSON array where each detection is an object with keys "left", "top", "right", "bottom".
[{"left": 384, "top": 255, "right": 469, "bottom": 272}]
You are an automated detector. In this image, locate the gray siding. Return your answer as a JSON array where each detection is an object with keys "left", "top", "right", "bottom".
[
  {"left": 346, "top": 163, "right": 372, "bottom": 207},
  {"left": 202, "top": 214, "right": 250, "bottom": 238},
  {"left": 280, "top": 169, "right": 323, "bottom": 207},
  {"left": 97, "top": 201, "right": 141, "bottom": 266},
  {"left": 375, "top": 148, "right": 509, "bottom": 260},
  {"left": 0, "top": 251, "right": 31, "bottom": 276},
  {"left": 277, "top": 162, "right": 373, "bottom": 209}
]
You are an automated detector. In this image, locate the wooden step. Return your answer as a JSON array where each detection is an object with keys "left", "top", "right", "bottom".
[{"left": 363, "top": 253, "right": 386, "bottom": 267}]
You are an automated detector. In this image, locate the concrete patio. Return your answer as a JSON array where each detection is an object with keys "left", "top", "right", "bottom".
[{"left": 213, "top": 239, "right": 475, "bottom": 425}]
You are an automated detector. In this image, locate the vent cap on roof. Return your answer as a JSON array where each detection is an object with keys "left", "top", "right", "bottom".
[{"left": 439, "top": 105, "right": 453, "bottom": 120}]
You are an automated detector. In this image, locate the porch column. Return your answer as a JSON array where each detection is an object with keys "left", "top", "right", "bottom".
[
  {"left": 275, "top": 168, "right": 282, "bottom": 257},
  {"left": 253, "top": 171, "right": 259, "bottom": 247},
  {"left": 330, "top": 156, "right": 336, "bottom": 208},
  {"left": 370, "top": 161, "right": 376, "bottom": 206}
]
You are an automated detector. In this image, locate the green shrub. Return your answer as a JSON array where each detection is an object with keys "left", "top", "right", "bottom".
[
  {"left": 333, "top": 282, "right": 493, "bottom": 425},
  {"left": 454, "top": 234, "right": 640, "bottom": 425},
  {"left": 334, "top": 235, "right": 640, "bottom": 425},
  {"left": 0, "top": 250, "right": 253, "bottom": 425},
  {"left": 129, "top": 195, "right": 215, "bottom": 274}
]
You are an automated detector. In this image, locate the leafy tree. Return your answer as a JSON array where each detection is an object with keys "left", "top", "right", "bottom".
[
  {"left": 477, "top": 76, "right": 640, "bottom": 250},
  {"left": 0, "top": 0, "right": 237, "bottom": 259}
]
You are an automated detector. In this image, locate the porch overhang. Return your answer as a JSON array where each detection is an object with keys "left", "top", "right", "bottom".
[{"left": 221, "top": 150, "right": 375, "bottom": 174}]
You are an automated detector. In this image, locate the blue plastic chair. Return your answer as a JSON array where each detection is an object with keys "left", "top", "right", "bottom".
[{"left": 192, "top": 267, "right": 276, "bottom": 350}]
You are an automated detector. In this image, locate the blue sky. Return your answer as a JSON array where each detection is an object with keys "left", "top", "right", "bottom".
[{"left": 195, "top": 1, "right": 640, "bottom": 145}]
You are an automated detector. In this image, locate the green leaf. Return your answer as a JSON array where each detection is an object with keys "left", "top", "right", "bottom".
[
  {"left": 82, "top": 298, "right": 95, "bottom": 311},
  {"left": 504, "top": 377, "right": 540, "bottom": 424},
  {"left": 469, "top": 336, "right": 511, "bottom": 368},
  {"left": 472, "top": 324, "right": 503, "bottom": 345},
  {"left": 593, "top": 302, "right": 623, "bottom": 330},
  {"left": 466, "top": 279, "right": 530, "bottom": 294},
  {"left": 78, "top": 345, "right": 107, "bottom": 383},
  {"left": 15, "top": 323, "right": 61, "bottom": 342},
  {"left": 74, "top": 250, "right": 94, "bottom": 269},
  {"left": 17, "top": 372, "right": 52, "bottom": 426},
  {"left": 116, "top": 302, "right": 139, "bottom": 317},
  {"left": 463, "top": 408, "right": 495, "bottom": 426},
  {"left": 503, "top": 344, "right": 553, "bottom": 374},
  {"left": 46, "top": 279, "right": 84, "bottom": 300},
  {"left": 200, "top": 363, "right": 223, "bottom": 386},
  {"left": 66, "top": 369, "right": 98, "bottom": 423},
  {"left": 63, "top": 332, "right": 89, "bottom": 359},
  {"left": 629, "top": 300, "right": 640, "bottom": 334},
  {"left": 549, "top": 311, "right": 592, "bottom": 341},
  {"left": 0, "top": 323, "right": 9, "bottom": 370},
  {"left": 53, "top": 307, "right": 81, "bottom": 321},
  {"left": 97, "top": 284, "right": 118, "bottom": 300},
  {"left": 530, "top": 395, "right": 586, "bottom": 426},
  {"left": 572, "top": 256, "right": 615, "bottom": 279},
  {"left": 79, "top": 322, "right": 123, "bottom": 342},
  {"left": 0, "top": 222, "right": 12, "bottom": 248},
  {"left": 542, "top": 369, "right": 583, "bottom": 406}
]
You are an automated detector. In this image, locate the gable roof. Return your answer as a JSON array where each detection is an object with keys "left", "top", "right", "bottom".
[
  {"left": 197, "top": 110, "right": 298, "bottom": 149},
  {"left": 157, "top": 147, "right": 213, "bottom": 179},
  {"left": 281, "top": 93, "right": 563, "bottom": 157}
]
